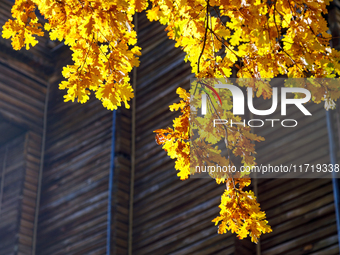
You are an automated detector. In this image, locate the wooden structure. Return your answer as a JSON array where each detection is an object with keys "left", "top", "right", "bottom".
[{"left": 0, "top": 0, "right": 339, "bottom": 254}]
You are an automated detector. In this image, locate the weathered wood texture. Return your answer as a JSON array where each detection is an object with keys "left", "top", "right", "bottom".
[
  {"left": 32, "top": 43, "right": 131, "bottom": 254},
  {"left": 0, "top": 116, "right": 25, "bottom": 146},
  {"left": 249, "top": 81, "right": 339, "bottom": 254},
  {"left": 257, "top": 178, "right": 338, "bottom": 255},
  {"left": 0, "top": 131, "right": 42, "bottom": 255},
  {"left": 0, "top": 1, "right": 50, "bottom": 253},
  {"left": 35, "top": 75, "right": 112, "bottom": 254},
  {"left": 249, "top": 6, "right": 340, "bottom": 255},
  {"left": 0, "top": 134, "right": 26, "bottom": 255},
  {"left": 0, "top": 71, "right": 45, "bottom": 255},
  {"left": 18, "top": 132, "right": 42, "bottom": 255}
]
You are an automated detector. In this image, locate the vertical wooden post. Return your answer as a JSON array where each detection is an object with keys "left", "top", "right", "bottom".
[
  {"left": 31, "top": 82, "right": 50, "bottom": 255},
  {"left": 107, "top": 110, "right": 117, "bottom": 255}
]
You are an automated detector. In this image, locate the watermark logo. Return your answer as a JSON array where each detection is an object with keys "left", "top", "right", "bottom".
[
  {"left": 194, "top": 79, "right": 312, "bottom": 128},
  {"left": 201, "top": 85, "right": 311, "bottom": 116}
]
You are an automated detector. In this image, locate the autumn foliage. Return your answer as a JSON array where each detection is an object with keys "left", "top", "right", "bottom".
[{"left": 3, "top": 0, "right": 340, "bottom": 243}]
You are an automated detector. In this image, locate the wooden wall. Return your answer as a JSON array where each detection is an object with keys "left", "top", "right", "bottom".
[
  {"left": 0, "top": 1, "right": 131, "bottom": 254},
  {"left": 251, "top": 6, "right": 340, "bottom": 254},
  {"left": 0, "top": 134, "right": 26, "bottom": 255},
  {"left": 32, "top": 45, "right": 131, "bottom": 254},
  {"left": 251, "top": 93, "right": 339, "bottom": 254},
  {"left": 0, "top": 131, "right": 44, "bottom": 255},
  {"left": 35, "top": 73, "right": 112, "bottom": 254},
  {"left": 0, "top": 1, "right": 51, "bottom": 254},
  {"left": 0, "top": 0, "right": 52, "bottom": 134},
  {"left": 19, "top": 132, "right": 43, "bottom": 255}
]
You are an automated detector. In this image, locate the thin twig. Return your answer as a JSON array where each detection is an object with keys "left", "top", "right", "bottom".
[
  {"left": 78, "top": 34, "right": 95, "bottom": 77},
  {"left": 197, "top": 0, "right": 210, "bottom": 75}
]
